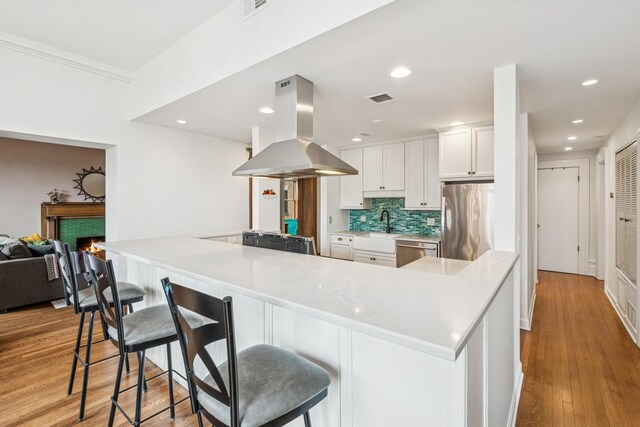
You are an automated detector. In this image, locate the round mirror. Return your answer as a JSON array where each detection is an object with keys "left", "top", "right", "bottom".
[{"left": 73, "top": 166, "right": 105, "bottom": 202}]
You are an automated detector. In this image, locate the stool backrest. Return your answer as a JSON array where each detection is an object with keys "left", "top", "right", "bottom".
[
  {"left": 84, "top": 253, "right": 126, "bottom": 355},
  {"left": 53, "top": 240, "right": 79, "bottom": 313},
  {"left": 161, "top": 278, "right": 240, "bottom": 426}
]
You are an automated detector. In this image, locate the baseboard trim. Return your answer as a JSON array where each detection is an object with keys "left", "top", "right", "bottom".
[
  {"left": 588, "top": 259, "right": 597, "bottom": 277},
  {"left": 604, "top": 287, "right": 637, "bottom": 344},
  {"left": 520, "top": 289, "right": 537, "bottom": 331},
  {"left": 507, "top": 366, "right": 524, "bottom": 427}
]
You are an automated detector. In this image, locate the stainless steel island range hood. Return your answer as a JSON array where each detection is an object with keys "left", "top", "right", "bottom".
[{"left": 232, "top": 75, "right": 358, "bottom": 179}]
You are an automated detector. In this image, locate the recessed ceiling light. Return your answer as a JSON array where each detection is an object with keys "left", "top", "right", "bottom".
[
  {"left": 389, "top": 67, "right": 412, "bottom": 78},
  {"left": 176, "top": 119, "right": 187, "bottom": 124},
  {"left": 572, "top": 119, "right": 584, "bottom": 124},
  {"left": 259, "top": 107, "right": 274, "bottom": 114},
  {"left": 568, "top": 136, "right": 577, "bottom": 140},
  {"left": 372, "top": 119, "right": 384, "bottom": 124},
  {"left": 450, "top": 121, "right": 465, "bottom": 126},
  {"left": 582, "top": 79, "right": 598, "bottom": 86},
  {"left": 565, "top": 147, "right": 573, "bottom": 151},
  {"left": 352, "top": 137, "right": 362, "bottom": 142}
]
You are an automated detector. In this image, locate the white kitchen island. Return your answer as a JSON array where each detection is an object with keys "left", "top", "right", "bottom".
[{"left": 98, "top": 237, "right": 521, "bottom": 427}]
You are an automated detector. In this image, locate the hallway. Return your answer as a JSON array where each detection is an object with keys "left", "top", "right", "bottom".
[{"left": 517, "top": 271, "right": 640, "bottom": 426}]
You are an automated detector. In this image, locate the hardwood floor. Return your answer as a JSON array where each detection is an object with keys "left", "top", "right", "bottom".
[
  {"left": 517, "top": 271, "right": 640, "bottom": 426},
  {"left": 0, "top": 303, "right": 199, "bottom": 426}
]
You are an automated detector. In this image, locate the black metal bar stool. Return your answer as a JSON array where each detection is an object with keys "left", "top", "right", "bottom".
[
  {"left": 85, "top": 253, "right": 203, "bottom": 426},
  {"left": 161, "top": 277, "right": 332, "bottom": 427},
  {"left": 53, "top": 240, "right": 145, "bottom": 420}
]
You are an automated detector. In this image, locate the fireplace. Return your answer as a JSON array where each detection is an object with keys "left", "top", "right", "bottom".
[{"left": 77, "top": 236, "right": 105, "bottom": 258}]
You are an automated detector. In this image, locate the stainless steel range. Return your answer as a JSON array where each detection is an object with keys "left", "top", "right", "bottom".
[{"left": 242, "top": 231, "right": 316, "bottom": 255}]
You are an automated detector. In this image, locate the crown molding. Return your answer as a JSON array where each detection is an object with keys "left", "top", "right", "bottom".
[{"left": 0, "top": 30, "right": 133, "bottom": 83}]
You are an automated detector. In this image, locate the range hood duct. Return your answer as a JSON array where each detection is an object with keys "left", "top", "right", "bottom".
[{"left": 232, "top": 75, "right": 358, "bottom": 179}]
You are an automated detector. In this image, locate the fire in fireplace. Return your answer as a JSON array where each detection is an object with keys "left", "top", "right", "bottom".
[{"left": 76, "top": 236, "right": 105, "bottom": 254}]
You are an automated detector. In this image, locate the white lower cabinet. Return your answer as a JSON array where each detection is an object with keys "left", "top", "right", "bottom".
[
  {"left": 330, "top": 234, "right": 354, "bottom": 261},
  {"left": 353, "top": 250, "right": 397, "bottom": 267}
]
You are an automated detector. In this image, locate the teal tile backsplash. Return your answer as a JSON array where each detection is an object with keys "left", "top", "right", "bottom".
[{"left": 349, "top": 198, "right": 440, "bottom": 236}]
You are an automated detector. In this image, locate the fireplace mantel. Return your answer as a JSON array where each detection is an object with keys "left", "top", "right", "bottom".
[{"left": 41, "top": 202, "right": 105, "bottom": 240}]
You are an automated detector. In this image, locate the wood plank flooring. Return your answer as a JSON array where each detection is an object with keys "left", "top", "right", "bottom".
[
  {"left": 517, "top": 271, "right": 640, "bottom": 426},
  {"left": 0, "top": 303, "right": 199, "bottom": 426}
]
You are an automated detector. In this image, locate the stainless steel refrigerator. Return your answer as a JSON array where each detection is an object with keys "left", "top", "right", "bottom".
[{"left": 441, "top": 183, "right": 494, "bottom": 261}]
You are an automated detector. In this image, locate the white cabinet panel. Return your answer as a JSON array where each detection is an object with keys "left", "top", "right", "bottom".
[
  {"left": 439, "top": 126, "right": 494, "bottom": 181},
  {"left": 473, "top": 126, "right": 495, "bottom": 178},
  {"left": 353, "top": 251, "right": 396, "bottom": 267},
  {"left": 383, "top": 142, "right": 405, "bottom": 191},
  {"left": 351, "top": 331, "right": 452, "bottom": 426},
  {"left": 363, "top": 143, "right": 404, "bottom": 193},
  {"left": 363, "top": 146, "right": 383, "bottom": 191},
  {"left": 272, "top": 307, "right": 341, "bottom": 427},
  {"left": 425, "top": 137, "right": 442, "bottom": 209},
  {"left": 405, "top": 137, "right": 440, "bottom": 210},
  {"left": 404, "top": 140, "right": 425, "bottom": 209},
  {"left": 331, "top": 244, "right": 352, "bottom": 261},
  {"left": 340, "top": 148, "right": 367, "bottom": 209},
  {"left": 439, "top": 129, "right": 472, "bottom": 180}
]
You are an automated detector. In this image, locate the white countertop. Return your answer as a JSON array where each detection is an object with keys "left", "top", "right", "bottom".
[
  {"left": 401, "top": 256, "right": 471, "bottom": 276},
  {"left": 331, "top": 230, "right": 441, "bottom": 243},
  {"left": 98, "top": 237, "right": 516, "bottom": 361}
]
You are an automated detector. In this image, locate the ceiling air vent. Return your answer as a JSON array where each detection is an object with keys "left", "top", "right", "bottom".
[
  {"left": 244, "top": 0, "right": 267, "bottom": 17},
  {"left": 359, "top": 132, "right": 371, "bottom": 137},
  {"left": 367, "top": 93, "right": 394, "bottom": 104}
]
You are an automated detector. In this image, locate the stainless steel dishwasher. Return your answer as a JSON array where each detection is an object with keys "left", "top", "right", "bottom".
[{"left": 396, "top": 240, "right": 440, "bottom": 267}]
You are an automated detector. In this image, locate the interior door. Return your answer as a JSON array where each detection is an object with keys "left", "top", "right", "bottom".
[{"left": 538, "top": 167, "right": 580, "bottom": 274}]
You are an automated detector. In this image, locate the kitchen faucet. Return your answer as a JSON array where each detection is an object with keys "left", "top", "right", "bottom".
[{"left": 380, "top": 209, "right": 392, "bottom": 233}]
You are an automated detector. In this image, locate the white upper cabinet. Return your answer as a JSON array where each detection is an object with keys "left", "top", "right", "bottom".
[
  {"left": 340, "top": 148, "right": 369, "bottom": 209},
  {"left": 363, "top": 143, "right": 405, "bottom": 193},
  {"left": 472, "top": 126, "right": 495, "bottom": 178},
  {"left": 383, "top": 143, "right": 405, "bottom": 190},
  {"left": 405, "top": 137, "right": 441, "bottom": 210},
  {"left": 363, "top": 146, "right": 383, "bottom": 191},
  {"left": 439, "top": 126, "right": 494, "bottom": 180}
]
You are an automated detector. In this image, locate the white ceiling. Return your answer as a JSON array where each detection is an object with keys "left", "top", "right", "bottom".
[
  {"left": 135, "top": 0, "right": 640, "bottom": 154},
  {"left": 0, "top": 0, "right": 233, "bottom": 71}
]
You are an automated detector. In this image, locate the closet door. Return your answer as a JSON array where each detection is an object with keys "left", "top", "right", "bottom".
[{"left": 616, "top": 142, "right": 637, "bottom": 284}]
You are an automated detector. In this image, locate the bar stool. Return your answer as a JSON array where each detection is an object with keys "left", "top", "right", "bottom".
[
  {"left": 161, "top": 277, "right": 332, "bottom": 427},
  {"left": 53, "top": 240, "right": 145, "bottom": 420},
  {"left": 85, "top": 253, "right": 203, "bottom": 426}
]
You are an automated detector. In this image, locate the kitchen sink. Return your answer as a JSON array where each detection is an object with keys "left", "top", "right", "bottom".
[
  {"left": 353, "top": 233, "right": 401, "bottom": 254},
  {"left": 365, "top": 232, "right": 402, "bottom": 239}
]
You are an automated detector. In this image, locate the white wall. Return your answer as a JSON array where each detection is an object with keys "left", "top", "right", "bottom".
[
  {"left": 130, "top": 0, "right": 395, "bottom": 119},
  {"left": 319, "top": 145, "right": 349, "bottom": 256},
  {"left": 250, "top": 127, "right": 281, "bottom": 232},
  {"left": 518, "top": 114, "right": 539, "bottom": 330},
  {"left": 0, "top": 137, "right": 105, "bottom": 237},
  {"left": 0, "top": 47, "right": 249, "bottom": 242},
  {"left": 538, "top": 150, "right": 599, "bottom": 276}
]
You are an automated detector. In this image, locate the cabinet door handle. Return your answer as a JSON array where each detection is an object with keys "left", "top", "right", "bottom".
[
  {"left": 360, "top": 202, "right": 363, "bottom": 205},
  {"left": 337, "top": 237, "right": 343, "bottom": 241},
  {"left": 467, "top": 171, "right": 471, "bottom": 175},
  {"left": 472, "top": 171, "right": 476, "bottom": 175}
]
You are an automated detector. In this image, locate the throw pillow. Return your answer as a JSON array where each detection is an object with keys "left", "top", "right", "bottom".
[
  {"left": 21, "top": 232, "right": 44, "bottom": 244},
  {"left": 0, "top": 251, "right": 8, "bottom": 261},
  {"left": 27, "top": 242, "right": 55, "bottom": 256},
  {"left": 0, "top": 241, "right": 33, "bottom": 259}
]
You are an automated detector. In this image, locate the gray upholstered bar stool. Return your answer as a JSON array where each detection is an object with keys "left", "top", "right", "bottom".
[
  {"left": 162, "top": 277, "right": 332, "bottom": 427},
  {"left": 85, "top": 253, "right": 203, "bottom": 426},
  {"left": 53, "top": 240, "right": 145, "bottom": 420}
]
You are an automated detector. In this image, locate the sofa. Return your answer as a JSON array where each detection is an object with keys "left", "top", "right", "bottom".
[{"left": 0, "top": 235, "right": 65, "bottom": 311}]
